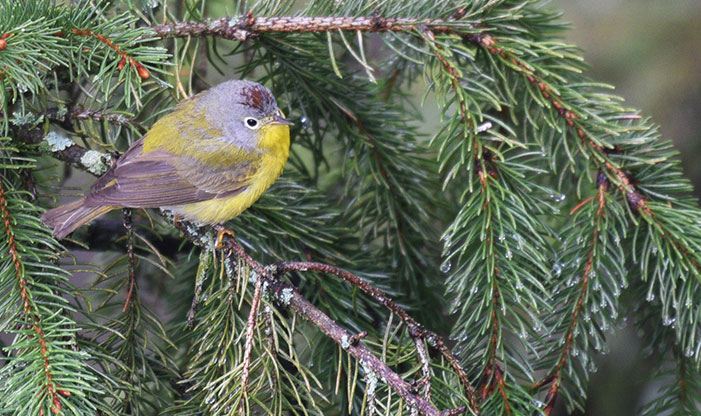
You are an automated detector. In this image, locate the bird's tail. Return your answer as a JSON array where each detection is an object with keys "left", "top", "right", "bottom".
[{"left": 41, "top": 199, "right": 113, "bottom": 239}]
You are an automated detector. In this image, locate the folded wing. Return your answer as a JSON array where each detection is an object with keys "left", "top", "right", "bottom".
[{"left": 85, "top": 138, "right": 257, "bottom": 208}]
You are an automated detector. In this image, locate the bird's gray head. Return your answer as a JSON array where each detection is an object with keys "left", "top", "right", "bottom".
[{"left": 200, "top": 80, "right": 291, "bottom": 148}]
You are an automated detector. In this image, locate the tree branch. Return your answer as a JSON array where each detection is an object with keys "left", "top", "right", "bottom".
[
  {"left": 274, "top": 261, "right": 479, "bottom": 413},
  {"left": 0, "top": 177, "right": 67, "bottom": 414},
  {"left": 152, "top": 14, "right": 474, "bottom": 42},
  {"left": 191, "top": 229, "right": 469, "bottom": 416},
  {"left": 540, "top": 176, "right": 609, "bottom": 415},
  {"left": 465, "top": 32, "right": 700, "bottom": 279},
  {"left": 65, "top": 28, "right": 150, "bottom": 79}
]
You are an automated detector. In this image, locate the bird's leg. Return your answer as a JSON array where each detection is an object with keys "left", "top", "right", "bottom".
[{"left": 215, "top": 226, "right": 236, "bottom": 250}]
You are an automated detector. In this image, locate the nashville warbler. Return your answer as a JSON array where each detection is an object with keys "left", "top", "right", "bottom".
[{"left": 42, "top": 79, "right": 292, "bottom": 238}]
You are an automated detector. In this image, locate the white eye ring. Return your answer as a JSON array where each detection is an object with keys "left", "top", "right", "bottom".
[{"left": 244, "top": 117, "right": 260, "bottom": 129}]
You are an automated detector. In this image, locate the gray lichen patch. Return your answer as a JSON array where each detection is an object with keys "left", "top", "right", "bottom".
[
  {"left": 80, "top": 150, "right": 109, "bottom": 175},
  {"left": 43, "top": 131, "right": 74, "bottom": 152},
  {"left": 278, "top": 287, "right": 294, "bottom": 306}
]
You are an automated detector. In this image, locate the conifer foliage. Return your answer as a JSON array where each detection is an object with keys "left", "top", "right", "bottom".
[{"left": 1, "top": 0, "right": 699, "bottom": 415}]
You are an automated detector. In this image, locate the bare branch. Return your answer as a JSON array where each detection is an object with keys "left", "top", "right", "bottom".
[{"left": 152, "top": 14, "right": 475, "bottom": 42}]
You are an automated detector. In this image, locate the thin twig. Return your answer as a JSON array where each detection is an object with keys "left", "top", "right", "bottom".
[
  {"left": 62, "top": 107, "right": 144, "bottom": 130},
  {"left": 422, "top": 29, "right": 471, "bottom": 127},
  {"left": 262, "top": 303, "right": 278, "bottom": 396},
  {"left": 474, "top": 168, "right": 511, "bottom": 413},
  {"left": 64, "top": 28, "right": 150, "bottom": 79},
  {"left": 569, "top": 196, "right": 594, "bottom": 216},
  {"left": 187, "top": 248, "right": 212, "bottom": 328},
  {"left": 239, "top": 271, "right": 264, "bottom": 415},
  {"left": 121, "top": 208, "right": 137, "bottom": 312},
  {"left": 413, "top": 336, "right": 432, "bottom": 401}
]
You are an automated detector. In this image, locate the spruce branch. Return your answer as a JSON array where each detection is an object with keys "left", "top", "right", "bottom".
[
  {"left": 464, "top": 33, "right": 654, "bottom": 212},
  {"left": 64, "top": 27, "right": 150, "bottom": 79},
  {"left": 464, "top": 31, "right": 700, "bottom": 279},
  {"left": 0, "top": 179, "right": 67, "bottom": 414},
  {"left": 52, "top": 107, "right": 143, "bottom": 130},
  {"left": 539, "top": 177, "right": 609, "bottom": 415},
  {"left": 0, "top": 138, "right": 111, "bottom": 415},
  {"left": 421, "top": 29, "right": 472, "bottom": 128},
  {"left": 429, "top": 40, "right": 551, "bottom": 411},
  {"left": 471, "top": 165, "right": 512, "bottom": 413}
]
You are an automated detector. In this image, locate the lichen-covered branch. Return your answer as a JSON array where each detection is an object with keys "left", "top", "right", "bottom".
[
  {"left": 152, "top": 14, "right": 474, "bottom": 42},
  {"left": 274, "top": 261, "right": 479, "bottom": 413},
  {"left": 186, "top": 229, "right": 469, "bottom": 416}
]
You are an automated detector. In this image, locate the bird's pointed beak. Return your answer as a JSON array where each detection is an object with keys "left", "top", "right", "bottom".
[{"left": 271, "top": 114, "right": 294, "bottom": 126}]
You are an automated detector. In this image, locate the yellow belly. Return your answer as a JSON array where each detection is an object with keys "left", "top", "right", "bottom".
[
  {"left": 171, "top": 124, "right": 290, "bottom": 224},
  {"left": 173, "top": 179, "right": 272, "bottom": 224}
]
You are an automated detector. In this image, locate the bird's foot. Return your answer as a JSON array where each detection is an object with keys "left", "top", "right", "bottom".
[{"left": 214, "top": 226, "right": 236, "bottom": 250}]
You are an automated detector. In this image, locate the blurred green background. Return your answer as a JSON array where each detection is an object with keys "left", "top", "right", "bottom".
[
  {"left": 555, "top": 1, "right": 700, "bottom": 414},
  {"left": 560, "top": 0, "right": 701, "bottom": 199}
]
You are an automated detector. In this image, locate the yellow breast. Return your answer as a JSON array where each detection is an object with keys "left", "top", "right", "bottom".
[{"left": 174, "top": 124, "right": 290, "bottom": 224}]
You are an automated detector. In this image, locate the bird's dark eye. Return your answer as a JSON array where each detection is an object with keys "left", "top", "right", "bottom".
[{"left": 244, "top": 117, "right": 259, "bottom": 129}]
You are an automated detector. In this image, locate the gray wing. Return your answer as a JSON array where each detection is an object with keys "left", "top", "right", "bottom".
[{"left": 85, "top": 139, "right": 257, "bottom": 208}]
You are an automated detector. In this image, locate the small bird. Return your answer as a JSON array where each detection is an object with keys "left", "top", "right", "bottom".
[{"left": 42, "top": 79, "right": 292, "bottom": 239}]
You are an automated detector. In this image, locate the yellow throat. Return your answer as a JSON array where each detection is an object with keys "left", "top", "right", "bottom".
[{"left": 173, "top": 123, "right": 291, "bottom": 224}]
